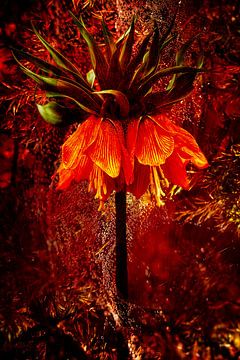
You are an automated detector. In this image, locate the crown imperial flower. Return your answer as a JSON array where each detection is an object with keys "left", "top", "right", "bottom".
[{"left": 16, "top": 13, "right": 208, "bottom": 208}]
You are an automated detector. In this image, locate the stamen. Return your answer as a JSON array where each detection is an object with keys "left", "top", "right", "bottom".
[
  {"left": 150, "top": 167, "right": 165, "bottom": 206},
  {"left": 103, "top": 182, "right": 107, "bottom": 195},
  {"left": 158, "top": 166, "right": 169, "bottom": 188},
  {"left": 89, "top": 166, "right": 108, "bottom": 208},
  {"left": 98, "top": 200, "right": 105, "bottom": 211}
]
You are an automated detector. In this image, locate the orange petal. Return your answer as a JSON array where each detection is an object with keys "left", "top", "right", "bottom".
[
  {"left": 179, "top": 147, "right": 208, "bottom": 168},
  {"left": 161, "top": 151, "right": 190, "bottom": 190},
  {"left": 62, "top": 115, "right": 102, "bottom": 169},
  {"left": 155, "top": 115, "right": 208, "bottom": 169},
  {"left": 135, "top": 116, "right": 174, "bottom": 166},
  {"left": 57, "top": 164, "right": 74, "bottom": 190},
  {"left": 150, "top": 113, "right": 177, "bottom": 133},
  {"left": 85, "top": 119, "right": 122, "bottom": 178},
  {"left": 74, "top": 155, "right": 93, "bottom": 182},
  {"left": 170, "top": 124, "right": 208, "bottom": 169},
  {"left": 127, "top": 119, "right": 140, "bottom": 158},
  {"left": 127, "top": 160, "right": 150, "bottom": 198}
]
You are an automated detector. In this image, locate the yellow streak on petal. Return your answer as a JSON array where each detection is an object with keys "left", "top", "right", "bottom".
[
  {"left": 135, "top": 116, "right": 174, "bottom": 166},
  {"left": 62, "top": 116, "right": 102, "bottom": 169},
  {"left": 86, "top": 120, "right": 121, "bottom": 178}
]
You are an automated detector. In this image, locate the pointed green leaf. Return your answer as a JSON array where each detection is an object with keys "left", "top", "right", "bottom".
[
  {"left": 128, "top": 44, "right": 151, "bottom": 88},
  {"left": 137, "top": 66, "right": 200, "bottom": 96},
  {"left": 160, "top": 34, "right": 176, "bottom": 52},
  {"left": 144, "top": 21, "right": 160, "bottom": 75},
  {"left": 15, "top": 56, "right": 101, "bottom": 111},
  {"left": 119, "top": 32, "right": 152, "bottom": 89},
  {"left": 128, "top": 32, "right": 152, "bottom": 72},
  {"left": 159, "top": 8, "right": 177, "bottom": 47},
  {"left": 102, "top": 18, "right": 116, "bottom": 61},
  {"left": 32, "top": 23, "right": 81, "bottom": 74},
  {"left": 116, "top": 19, "right": 133, "bottom": 45},
  {"left": 119, "top": 16, "right": 136, "bottom": 70},
  {"left": 70, "top": 11, "right": 108, "bottom": 88},
  {"left": 197, "top": 55, "right": 204, "bottom": 68},
  {"left": 12, "top": 48, "right": 63, "bottom": 76},
  {"left": 46, "top": 93, "right": 97, "bottom": 114},
  {"left": 106, "top": 45, "right": 123, "bottom": 88},
  {"left": 167, "top": 33, "right": 201, "bottom": 90},
  {"left": 176, "top": 33, "right": 201, "bottom": 66},
  {"left": 146, "top": 71, "right": 198, "bottom": 109}
]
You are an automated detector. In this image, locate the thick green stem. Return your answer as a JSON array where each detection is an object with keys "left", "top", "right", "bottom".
[{"left": 115, "top": 191, "right": 128, "bottom": 300}]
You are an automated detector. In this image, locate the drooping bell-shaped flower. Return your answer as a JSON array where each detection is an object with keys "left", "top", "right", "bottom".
[{"left": 16, "top": 13, "right": 208, "bottom": 208}]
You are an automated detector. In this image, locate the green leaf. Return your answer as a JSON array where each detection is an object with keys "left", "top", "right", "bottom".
[
  {"left": 106, "top": 45, "right": 123, "bottom": 88},
  {"left": 12, "top": 48, "right": 93, "bottom": 95},
  {"left": 70, "top": 11, "right": 108, "bottom": 88},
  {"left": 11, "top": 48, "right": 63, "bottom": 76},
  {"left": 146, "top": 71, "right": 199, "bottom": 109},
  {"left": 32, "top": 23, "right": 81, "bottom": 75},
  {"left": 144, "top": 22, "right": 160, "bottom": 75},
  {"left": 37, "top": 102, "right": 64, "bottom": 125},
  {"left": 160, "top": 34, "right": 176, "bottom": 52},
  {"left": 197, "top": 55, "right": 204, "bottom": 68},
  {"left": 116, "top": 19, "right": 133, "bottom": 45},
  {"left": 176, "top": 33, "right": 201, "bottom": 66},
  {"left": 94, "top": 89, "right": 129, "bottom": 117},
  {"left": 167, "top": 33, "right": 201, "bottom": 90},
  {"left": 122, "top": 31, "right": 152, "bottom": 89},
  {"left": 102, "top": 18, "right": 116, "bottom": 61},
  {"left": 46, "top": 93, "right": 97, "bottom": 114},
  {"left": 128, "top": 32, "right": 152, "bottom": 72},
  {"left": 119, "top": 16, "right": 136, "bottom": 70},
  {"left": 159, "top": 9, "right": 177, "bottom": 48},
  {"left": 15, "top": 56, "right": 101, "bottom": 111},
  {"left": 138, "top": 66, "right": 200, "bottom": 96},
  {"left": 86, "top": 69, "right": 96, "bottom": 88}
]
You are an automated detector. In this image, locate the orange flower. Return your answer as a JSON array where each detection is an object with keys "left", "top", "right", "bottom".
[
  {"left": 17, "top": 15, "right": 209, "bottom": 207},
  {"left": 57, "top": 115, "right": 133, "bottom": 209},
  {"left": 127, "top": 114, "right": 208, "bottom": 205},
  {"left": 57, "top": 114, "right": 208, "bottom": 207}
]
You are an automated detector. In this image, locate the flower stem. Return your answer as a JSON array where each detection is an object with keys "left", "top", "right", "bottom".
[{"left": 115, "top": 190, "right": 128, "bottom": 300}]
